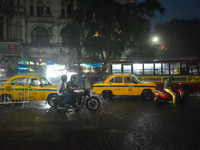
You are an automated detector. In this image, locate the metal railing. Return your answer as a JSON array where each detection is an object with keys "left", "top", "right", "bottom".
[{"left": 0, "top": 82, "right": 29, "bottom": 105}]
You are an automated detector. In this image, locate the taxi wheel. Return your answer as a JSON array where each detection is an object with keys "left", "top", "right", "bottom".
[
  {"left": 141, "top": 90, "right": 153, "bottom": 101},
  {"left": 48, "top": 95, "right": 57, "bottom": 107},
  {"left": 102, "top": 91, "right": 113, "bottom": 101}
]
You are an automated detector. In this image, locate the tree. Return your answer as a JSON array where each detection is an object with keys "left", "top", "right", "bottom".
[{"left": 62, "top": 0, "right": 165, "bottom": 79}]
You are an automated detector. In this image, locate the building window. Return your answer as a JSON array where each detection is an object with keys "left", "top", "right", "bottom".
[
  {"left": 9, "top": 0, "right": 14, "bottom": 5},
  {"left": 45, "top": 7, "right": 51, "bottom": 16},
  {"left": 37, "top": 1, "right": 44, "bottom": 17},
  {"left": 61, "top": 9, "right": 65, "bottom": 18},
  {"left": 30, "top": 5, "right": 34, "bottom": 17},
  {"left": 67, "top": 4, "right": 73, "bottom": 18},
  {"left": 17, "top": 0, "right": 20, "bottom": 7},
  {"left": 31, "top": 27, "right": 50, "bottom": 47},
  {"left": 0, "top": 16, "right": 3, "bottom": 41}
]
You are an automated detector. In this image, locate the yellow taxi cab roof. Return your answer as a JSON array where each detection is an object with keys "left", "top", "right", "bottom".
[
  {"left": 108, "top": 74, "right": 135, "bottom": 77},
  {"left": 7, "top": 74, "right": 44, "bottom": 81},
  {"left": 11, "top": 74, "right": 43, "bottom": 78}
]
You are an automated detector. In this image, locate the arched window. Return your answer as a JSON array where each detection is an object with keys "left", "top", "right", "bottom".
[
  {"left": 37, "top": 1, "right": 44, "bottom": 17},
  {"left": 31, "top": 27, "right": 50, "bottom": 47}
]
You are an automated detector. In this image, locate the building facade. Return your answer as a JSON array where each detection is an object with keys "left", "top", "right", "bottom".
[
  {"left": 0, "top": 0, "right": 77, "bottom": 78},
  {"left": 154, "top": 19, "right": 200, "bottom": 60},
  {"left": 0, "top": 0, "right": 138, "bottom": 79}
]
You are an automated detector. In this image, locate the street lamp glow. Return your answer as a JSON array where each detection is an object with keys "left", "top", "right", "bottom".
[{"left": 153, "top": 37, "right": 158, "bottom": 42}]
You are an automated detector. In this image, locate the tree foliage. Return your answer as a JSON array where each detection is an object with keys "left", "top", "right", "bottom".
[{"left": 61, "top": 0, "right": 165, "bottom": 77}]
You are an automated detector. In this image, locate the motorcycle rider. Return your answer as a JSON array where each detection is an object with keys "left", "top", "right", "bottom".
[
  {"left": 164, "top": 76, "right": 176, "bottom": 107},
  {"left": 57, "top": 75, "right": 69, "bottom": 105},
  {"left": 66, "top": 75, "right": 82, "bottom": 108}
]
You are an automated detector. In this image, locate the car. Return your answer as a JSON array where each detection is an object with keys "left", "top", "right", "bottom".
[
  {"left": 0, "top": 75, "right": 58, "bottom": 106},
  {"left": 92, "top": 74, "right": 156, "bottom": 100}
]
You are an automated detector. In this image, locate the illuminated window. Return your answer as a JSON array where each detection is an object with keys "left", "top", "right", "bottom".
[
  {"left": 123, "top": 65, "right": 131, "bottom": 74},
  {"left": 112, "top": 64, "right": 121, "bottom": 74},
  {"left": 144, "top": 63, "right": 154, "bottom": 75},
  {"left": 170, "top": 63, "right": 180, "bottom": 74},
  {"left": 155, "top": 63, "right": 161, "bottom": 74},
  {"left": 162, "top": 63, "right": 169, "bottom": 74},
  {"left": 133, "top": 63, "right": 143, "bottom": 75}
]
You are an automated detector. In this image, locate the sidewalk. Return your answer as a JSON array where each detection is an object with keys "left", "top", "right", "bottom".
[{"left": 189, "top": 92, "right": 200, "bottom": 97}]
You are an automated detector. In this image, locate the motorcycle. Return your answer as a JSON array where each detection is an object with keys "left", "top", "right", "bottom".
[
  {"left": 154, "top": 84, "right": 188, "bottom": 107},
  {"left": 54, "top": 88, "right": 100, "bottom": 112}
]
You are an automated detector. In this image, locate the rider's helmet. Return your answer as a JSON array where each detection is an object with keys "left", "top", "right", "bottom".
[
  {"left": 71, "top": 75, "right": 76, "bottom": 81},
  {"left": 61, "top": 75, "right": 67, "bottom": 82},
  {"left": 169, "top": 76, "right": 174, "bottom": 81}
]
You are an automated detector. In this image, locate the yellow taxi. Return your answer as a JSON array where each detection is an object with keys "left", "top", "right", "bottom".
[
  {"left": 0, "top": 75, "right": 57, "bottom": 106},
  {"left": 93, "top": 74, "right": 156, "bottom": 100}
]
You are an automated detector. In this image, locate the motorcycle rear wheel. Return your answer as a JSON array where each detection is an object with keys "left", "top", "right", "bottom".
[
  {"left": 156, "top": 98, "right": 163, "bottom": 107},
  {"left": 54, "top": 99, "right": 67, "bottom": 112},
  {"left": 86, "top": 97, "right": 100, "bottom": 111}
]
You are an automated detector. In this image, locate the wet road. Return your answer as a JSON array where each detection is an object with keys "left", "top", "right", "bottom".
[{"left": 0, "top": 95, "right": 200, "bottom": 150}]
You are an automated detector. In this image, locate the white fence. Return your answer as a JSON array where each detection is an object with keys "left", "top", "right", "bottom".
[{"left": 0, "top": 82, "right": 29, "bottom": 105}]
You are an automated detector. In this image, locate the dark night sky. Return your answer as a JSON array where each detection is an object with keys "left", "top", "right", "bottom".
[{"left": 138, "top": 0, "right": 200, "bottom": 32}]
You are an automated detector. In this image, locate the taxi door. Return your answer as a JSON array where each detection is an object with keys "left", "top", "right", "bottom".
[
  {"left": 9, "top": 78, "right": 28, "bottom": 100},
  {"left": 28, "top": 78, "right": 45, "bottom": 101},
  {"left": 123, "top": 77, "right": 139, "bottom": 95},
  {"left": 109, "top": 76, "right": 124, "bottom": 95}
]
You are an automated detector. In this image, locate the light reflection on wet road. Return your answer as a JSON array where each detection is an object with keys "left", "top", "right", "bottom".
[{"left": 0, "top": 95, "right": 200, "bottom": 150}]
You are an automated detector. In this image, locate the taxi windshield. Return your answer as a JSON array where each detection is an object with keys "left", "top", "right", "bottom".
[
  {"left": 132, "top": 75, "right": 140, "bottom": 83},
  {"left": 40, "top": 77, "right": 52, "bottom": 85}
]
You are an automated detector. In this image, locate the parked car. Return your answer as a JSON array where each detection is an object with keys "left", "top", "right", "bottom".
[
  {"left": 0, "top": 75, "right": 57, "bottom": 106},
  {"left": 93, "top": 74, "right": 156, "bottom": 100}
]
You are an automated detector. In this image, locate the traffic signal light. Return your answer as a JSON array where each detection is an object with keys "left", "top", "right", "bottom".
[
  {"left": 157, "top": 46, "right": 166, "bottom": 50},
  {"left": 39, "top": 58, "right": 43, "bottom": 62}
]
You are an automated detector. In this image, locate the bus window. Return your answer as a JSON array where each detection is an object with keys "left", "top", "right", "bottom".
[
  {"left": 187, "top": 63, "right": 199, "bottom": 74},
  {"left": 133, "top": 63, "right": 143, "bottom": 75},
  {"left": 112, "top": 64, "right": 121, "bottom": 74},
  {"left": 155, "top": 63, "right": 161, "bottom": 74},
  {"left": 162, "top": 63, "right": 169, "bottom": 74},
  {"left": 144, "top": 63, "right": 154, "bottom": 75},
  {"left": 123, "top": 65, "right": 131, "bottom": 74},
  {"left": 170, "top": 63, "right": 181, "bottom": 74},
  {"left": 199, "top": 63, "right": 200, "bottom": 74},
  {"left": 181, "top": 63, "right": 187, "bottom": 74}
]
